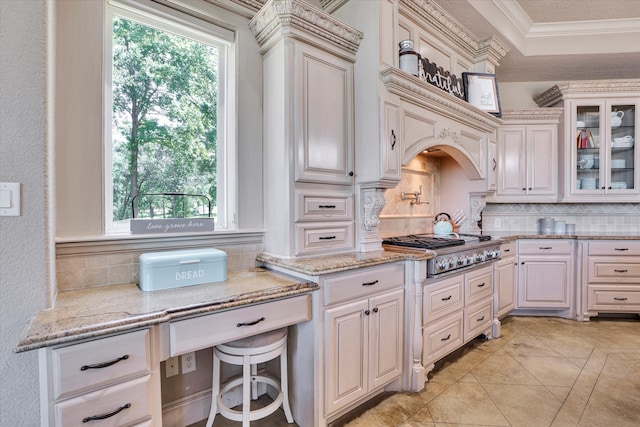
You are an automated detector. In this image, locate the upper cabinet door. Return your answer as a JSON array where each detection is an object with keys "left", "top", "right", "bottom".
[
  {"left": 568, "top": 99, "right": 639, "bottom": 200},
  {"left": 496, "top": 126, "right": 527, "bottom": 196},
  {"left": 295, "top": 45, "right": 354, "bottom": 185},
  {"left": 527, "top": 125, "right": 557, "bottom": 196}
]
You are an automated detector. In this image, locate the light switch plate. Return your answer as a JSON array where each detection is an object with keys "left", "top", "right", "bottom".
[{"left": 0, "top": 182, "right": 20, "bottom": 216}]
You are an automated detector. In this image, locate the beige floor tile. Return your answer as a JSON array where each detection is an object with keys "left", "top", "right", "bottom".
[
  {"left": 513, "top": 356, "right": 582, "bottom": 387},
  {"left": 534, "top": 335, "right": 594, "bottom": 358},
  {"left": 427, "top": 382, "right": 509, "bottom": 426},
  {"left": 483, "top": 384, "right": 562, "bottom": 427},
  {"left": 471, "top": 355, "right": 541, "bottom": 386},
  {"left": 400, "top": 407, "right": 436, "bottom": 427},
  {"left": 546, "top": 386, "right": 571, "bottom": 402},
  {"left": 497, "top": 335, "right": 564, "bottom": 358}
]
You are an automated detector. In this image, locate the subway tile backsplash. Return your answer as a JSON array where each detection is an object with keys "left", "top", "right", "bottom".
[{"left": 482, "top": 203, "right": 640, "bottom": 234}]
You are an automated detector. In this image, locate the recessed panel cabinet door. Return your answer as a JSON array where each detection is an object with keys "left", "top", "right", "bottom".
[
  {"left": 324, "top": 299, "right": 368, "bottom": 415},
  {"left": 527, "top": 125, "right": 557, "bottom": 195},
  {"left": 296, "top": 46, "right": 354, "bottom": 185},
  {"left": 518, "top": 256, "right": 571, "bottom": 308},
  {"left": 497, "top": 127, "right": 527, "bottom": 195},
  {"left": 369, "top": 289, "right": 403, "bottom": 390}
]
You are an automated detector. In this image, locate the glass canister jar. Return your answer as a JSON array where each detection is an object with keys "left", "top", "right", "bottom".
[{"left": 399, "top": 39, "right": 419, "bottom": 77}]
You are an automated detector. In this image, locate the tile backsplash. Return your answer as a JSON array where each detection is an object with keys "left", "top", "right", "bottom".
[
  {"left": 56, "top": 242, "right": 263, "bottom": 292},
  {"left": 482, "top": 203, "right": 640, "bottom": 234}
]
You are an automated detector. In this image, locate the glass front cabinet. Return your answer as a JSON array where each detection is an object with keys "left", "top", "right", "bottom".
[{"left": 566, "top": 99, "right": 639, "bottom": 201}]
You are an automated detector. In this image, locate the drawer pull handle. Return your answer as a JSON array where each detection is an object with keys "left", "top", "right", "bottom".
[
  {"left": 80, "top": 355, "right": 129, "bottom": 371},
  {"left": 614, "top": 248, "right": 629, "bottom": 251},
  {"left": 614, "top": 297, "right": 628, "bottom": 301},
  {"left": 179, "top": 259, "right": 201, "bottom": 265},
  {"left": 441, "top": 334, "right": 451, "bottom": 342},
  {"left": 477, "top": 282, "right": 486, "bottom": 288},
  {"left": 539, "top": 246, "right": 553, "bottom": 250},
  {"left": 83, "top": 403, "right": 131, "bottom": 423},
  {"left": 477, "top": 315, "right": 485, "bottom": 322},
  {"left": 319, "top": 236, "right": 336, "bottom": 240},
  {"left": 362, "top": 280, "right": 379, "bottom": 287},
  {"left": 614, "top": 269, "right": 628, "bottom": 273},
  {"left": 318, "top": 205, "right": 336, "bottom": 209},
  {"left": 504, "top": 249, "right": 510, "bottom": 252},
  {"left": 441, "top": 295, "right": 452, "bottom": 301},
  {"left": 237, "top": 317, "right": 265, "bottom": 327},
  {"left": 391, "top": 130, "right": 396, "bottom": 150}
]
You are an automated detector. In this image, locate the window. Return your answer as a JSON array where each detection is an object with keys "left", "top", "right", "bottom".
[{"left": 105, "top": 0, "right": 234, "bottom": 234}]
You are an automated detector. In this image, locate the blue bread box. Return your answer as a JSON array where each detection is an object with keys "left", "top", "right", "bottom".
[{"left": 138, "top": 248, "right": 227, "bottom": 291}]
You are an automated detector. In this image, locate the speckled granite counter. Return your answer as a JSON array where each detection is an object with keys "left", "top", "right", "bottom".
[
  {"left": 16, "top": 268, "right": 317, "bottom": 353},
  {"left": 490, "top": 232, "right": 640, "bottom": 242},
  {"left": 257, "top": 250, "right": 429, "bottom": 276}
]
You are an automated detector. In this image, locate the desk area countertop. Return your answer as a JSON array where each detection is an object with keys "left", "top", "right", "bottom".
[{"left": 16, "top": 267, "right": 318, "bottom": 353}]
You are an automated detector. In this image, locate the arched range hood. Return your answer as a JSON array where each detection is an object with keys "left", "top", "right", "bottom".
[{"left": 381, "top": 66, "right": 503, "bottom": 181}]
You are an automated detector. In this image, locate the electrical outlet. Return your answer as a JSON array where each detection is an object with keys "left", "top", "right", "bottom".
[
  {"left": 166, "top": 356, "right": 180, "bottom": 377},
  {"left": 181, "top": 352, "right": 196, "bottom": 374}
]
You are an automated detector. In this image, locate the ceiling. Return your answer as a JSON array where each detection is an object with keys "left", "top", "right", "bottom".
[{"left": 433, "top": 0, "right": 640, "bottom": 82}]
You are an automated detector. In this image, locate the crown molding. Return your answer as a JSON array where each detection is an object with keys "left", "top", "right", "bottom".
[
  {"left": 534, "top": 79, "right": 640, "bottom": 107},
  {"left": 501, "top": 108, "right": 563, "bottom": 122}
]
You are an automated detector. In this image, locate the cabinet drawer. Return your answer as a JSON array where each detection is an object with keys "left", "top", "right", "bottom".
[
  {"left": 169, "top": 295, "right": 311, "bottom": 356},
  {"left": 295, "top": 222, "right": 354, "bottom": 255},
  {"left": 324, "top": 263, "right": 404, "bottom": 306},
  {"left": 588, "top": 286, "right": 640, "bottom": 311},
  {"left": 51, "top": 329, "right": 150, "bottom": 400},
  {"left": 500, "top": 241, "right": 516, "bottom": 258},
  {"left": 588, "top": 258, "right": 640, "bottom": 283},
  {"left": 54, "top": 374, "right": 152, "bottom": 427},
  {"left": 588, "top": 241, "right": 640, "bottom": 256},
  {"left": 519, "top": 240, "right": 573, "bottom": 255},
  {"left": 464, "top": 298, "right": 493, "bottom": 342},
  {"left": 295, "top": 189, "right": 353, "bottom": 221},
  {"left": 465, "top": 265, "right": 493, "bottom": 304},
  {"left": 422, "top": 275, "right": 463, "bottom": 324},
  {"left": 422, "top": 311, "right": 464, "bottom": 365}
]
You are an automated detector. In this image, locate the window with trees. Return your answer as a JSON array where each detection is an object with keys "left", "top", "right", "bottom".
[{"left": 106, "top": 1, "right": 232, "bottom": 233}]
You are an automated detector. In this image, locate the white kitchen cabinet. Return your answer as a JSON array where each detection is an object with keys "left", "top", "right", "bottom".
[
  {"left": 534, "top": 81, "right": 640, "bottom": 202},
  {"left": 250, "top": 0, "right": 361, "bottom": 257},
  {"left": 494, "top": 241, "right": 516, "bottom": 320},
  {"left": 491, "top": 109, "right": 562, "bottom": 202},
  {"left": 582, "top": 240, "right": 640, "bottom": 319},
  {"left": 322, "top": 264, "right": 404, "bottom": 417},
  {"left": 420, "top": 263, "right": 493, "bottom": 371},
  {"left": 39, "top": 329, "right": 159, "bottom": 426},
  {"left": 517, "top": 240, "right": 573, "bottom": 310}
]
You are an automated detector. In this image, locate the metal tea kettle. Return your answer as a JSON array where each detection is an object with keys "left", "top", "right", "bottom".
[{"left": 433, "top": 212, "right": 453, "bottom": 235}]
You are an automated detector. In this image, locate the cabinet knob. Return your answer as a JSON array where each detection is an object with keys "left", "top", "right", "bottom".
[
  {"left": 348, "top": 171, "right": 354, "bottom": 176},
  {"left": 372, "top": 307, "right": 379, "bottom": 313},
  {"left": 364, "top": 309, "right": 370, "bottom": 316}
]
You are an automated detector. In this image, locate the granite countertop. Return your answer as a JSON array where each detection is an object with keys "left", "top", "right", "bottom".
[
  {"left": 16, "top": 268, "right": 317, "bottom": 353},
  {"left": 491, "top": 232, "right": 640, "bottom": 242},
  {"left": 257, "top": 250, "right": 428, "bottom": 276}
]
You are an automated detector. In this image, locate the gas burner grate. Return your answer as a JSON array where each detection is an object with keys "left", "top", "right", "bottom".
[{"left": 382, "top": 234, "right": 466, "bottom": 250}]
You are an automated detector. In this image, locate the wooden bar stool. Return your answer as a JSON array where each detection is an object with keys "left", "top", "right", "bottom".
[{"left": 205, "top": 328, "right": 294, "bottom": 427}]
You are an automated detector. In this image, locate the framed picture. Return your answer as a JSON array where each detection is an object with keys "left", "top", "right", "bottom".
[{"left": 462, "top": 72, "right": 502, "bottom": 117}]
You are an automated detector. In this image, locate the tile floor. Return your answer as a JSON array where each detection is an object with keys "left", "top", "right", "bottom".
[{"left": 194, "top": 316, "right": 640, "bottom": 427}]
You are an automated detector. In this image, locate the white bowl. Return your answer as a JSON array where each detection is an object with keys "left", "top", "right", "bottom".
[{"left": 611, "top": 182, "right": 628, "bottom": 189}]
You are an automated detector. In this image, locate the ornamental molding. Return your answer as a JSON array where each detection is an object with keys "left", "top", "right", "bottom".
[
  {"left": 501, "top": 108, "right": 564, "bottom": 122},
  {"left": 399, "top": 0, "right": 509, "bottom": 63},
  {"left": 362, "top": 188, "right": 386, "bottom": 232},
  {"left": 438, "top": 128, "right": 459, "bottom": 144},
  {"left": 249, "top": 0, "right": 363, "bottom": 55},
  {"left": 224, "top": 0, "right": 266, "bottom": 13},
  {"left": 534, "top": 79, "right": 640, "bottom": 107},
  {"left": 381, "top": 67, "right": 503, "bottom": 132}
]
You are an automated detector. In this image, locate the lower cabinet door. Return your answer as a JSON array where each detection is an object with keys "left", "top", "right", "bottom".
[
  {"left": 369, "top": 289, "right": 403, "bottom": 390},
  {"left": 518, "top": 257, "right": 571, "bottom": 308},
  {"left": 324, "top": 299, "right": 369, "bottom": 415},
  {"left": 54, "top": 375, "right": 152, "bottom": 427}
]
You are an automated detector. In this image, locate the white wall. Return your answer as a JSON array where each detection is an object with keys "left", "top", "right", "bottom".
[
  {"left": 0, "top": 0, "right": 52, "bottom": 424},
  {"left": 499, "top": 81, "right": 559, "bottom": 110}
]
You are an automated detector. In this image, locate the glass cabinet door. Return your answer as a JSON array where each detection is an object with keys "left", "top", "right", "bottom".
[
  {"left": 608, "top": 103, "right": 635, "bottom": 191},
  {"left": 575, "top": 105, "right": 602, "bottom": 193},
  {"left": 574, "top": 101, "right": 637, "bottom": 196}
]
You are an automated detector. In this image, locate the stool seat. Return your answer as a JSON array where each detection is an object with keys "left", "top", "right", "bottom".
[
  {"left": 205, "top": 328, "right": 294, "bottom": 427},
  {"left": 222, "top": 327, "right": 287, "bottom": 349}
]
